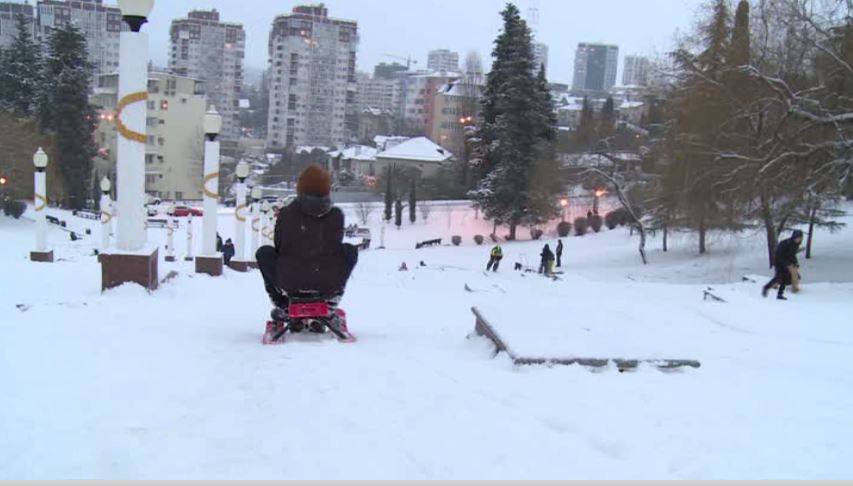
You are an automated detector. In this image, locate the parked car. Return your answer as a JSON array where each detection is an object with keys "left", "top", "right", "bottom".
[
  {"left": 146, "top": 206, "right": 159, "bottom": 217},
  {"left": 170, "top": 206, "right": 203, "bottom": 217}
]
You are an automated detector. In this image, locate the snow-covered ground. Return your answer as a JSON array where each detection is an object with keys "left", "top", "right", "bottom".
[{"left": 1, "top": 202, "right": 852, "bottom": 479}]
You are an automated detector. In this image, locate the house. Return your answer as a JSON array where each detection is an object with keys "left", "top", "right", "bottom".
[
  {"left": 373, "top": 137, "right": 453, "bottom": 178},
  {"left": 327, "top": 145, "right": 379, "bottom": 179}
]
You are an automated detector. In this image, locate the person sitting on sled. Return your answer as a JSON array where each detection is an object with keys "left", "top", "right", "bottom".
[{"left": 255, "top": 165, "right": 358, "bottom": 321}]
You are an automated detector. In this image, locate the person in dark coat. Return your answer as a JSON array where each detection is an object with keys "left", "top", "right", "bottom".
[
  {"left": 216, "top": 233, "right": 223, "bottom": 252},
  {"left": 762, "top": 230, "right": 804, "bottom": 300},
  {"left": 256, "top": 165, "right": 358, "bottom": 314},
  {"left": 556, "top": 240, "right": 564, "bottom": 268},
  {"left": 222, "top": 238, "right": 235, "bottom": 265},
  {"left": 539, "top": 244, "right": 555, "bottom": 275}
]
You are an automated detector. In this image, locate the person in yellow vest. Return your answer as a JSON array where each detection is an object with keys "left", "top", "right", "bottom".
[{"left": 486, "top": 244, "right": 503, "bottom": 272}]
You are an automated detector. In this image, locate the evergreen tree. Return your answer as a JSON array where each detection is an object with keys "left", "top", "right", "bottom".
[
  {"left": 574, "top": 96, "right": 596, "bottom": 151},
  {"left": 394, "top": 199, "right": 403, "bottom": 229},
  {"left": 408, "top": 180, "right": 416, "bottom": 224},
  {"left": 728, "top": 0, "right": 750, "bottom": 68},
  {"left": 40, "top": 24, "right": 97, "bottom": 210},
  {"left": 384, "top": 166, "right": 393, "bottom": 222},
  {"left": 0, "top": 15, "right": 42, "bottom": 115},
  {"left": 599, "top": 96, "right": 616, "bottom": 144},
  {"left": 470, "top": 3, "right": 560, "bottom": 240}
]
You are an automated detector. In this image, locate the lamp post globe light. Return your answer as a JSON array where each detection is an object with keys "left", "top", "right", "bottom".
[
  {"left": 100, "top": 177, "right": 113, "bottom": 252},
  {"left": 196, "top": 106, "right": 223, "bottom": 277},
  {"left": 230, "top": 161, "right": 251, "bottom": 271},
  {"left": 30, "top": 147, "right": 53, "bottom": 263},
  {"left": 250, "top": 185, "right": 262, "bottom": 263},
  {"left": 99, "top": 0, "right": 159, "bottom": 292},
  {"left": 560, "top": 198, "right": 569, "bottom": 223}
]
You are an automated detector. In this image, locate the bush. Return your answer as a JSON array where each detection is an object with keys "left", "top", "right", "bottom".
[
  {"left": 590, "top": 214, "right": 603, "bottom": 233},
  {"left": 3, "top": 200, "right": 26, "bottom": 219},
  {"left": 530, "top": 228, "right": 544, "bottom": 240},
  {"left": 474, "top": 235, "right": 485, "bottom": 245},
  {"left": 606, "top": 208, "right": 630, "bottom": 229},
  {"left": 452, "top": 235, "right": 462, "bottom": 246},
  {"left": 557, "top": 221, "right": 572, "bottom": 237},
  {"left": 574, "top": 217, "right": 588, "bottom": 236}
]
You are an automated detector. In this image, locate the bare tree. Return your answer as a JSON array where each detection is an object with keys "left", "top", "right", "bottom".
[{"left": 355, "top": 201, "right": 374, "bottom": 226}]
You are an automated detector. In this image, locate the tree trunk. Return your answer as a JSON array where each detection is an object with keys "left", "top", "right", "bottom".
[
  {"left": 509, "top": 223, "right": 517, "bottom": 241},
  {"left": 698, "top": 219, "right": 707, "bottom": 255},
  {"left": 638, "top": 223, "right": 648, "bottom": 265},
  {"left": 806, "top": 206, "right": 817, "bottom": 259},
  {"left": 760, "top": 194, "right": 777, "bottom": 268},
  {"left": 662, "top": 224, "right": 668, "bottom": 252}
]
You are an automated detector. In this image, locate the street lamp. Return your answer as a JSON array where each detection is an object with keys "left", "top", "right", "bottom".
[
  {"left": 100, "top": 0, "right": 157, "bottom": 291},
  {"left": 231, "top": 160, "right": 250, "bottom": 271},
  {"left": 197, "top": 106, "right": 223, "bottom": 277},
  {"left": 593, "top": 188, "right": 606, "bottom": 215},
  {"left": 560, "top": 198, "right": 569, "bottom": 222},
  {"left": 100, "top": 177, "right": 112, "bottom": 252},
  {"left": 260, "top": 200, "right": 271, "bottom": 248},
  {"left": 31, "top": 147, "right": 52, "bottom": 262},
  {"left": 250, "top": 185, "right": 262, "bottom": 263}
]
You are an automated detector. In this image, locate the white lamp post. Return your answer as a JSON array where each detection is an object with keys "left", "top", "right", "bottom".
[
  {"left": 115, "top": 0, "right": 154, "bottom": 252},
  {"left": 99, "top": 0, "right": 159, "bottom": 292},
  {"left": 196, "top": 106, "right": 223, "bottom": 276},
  {"left": 231, "top": 161, "right": 250, "bottom": 271},
  {"left": 185, "top": 214, "right": 194, "bottom": 262},
  {"left": 30, "top": 147, "right": 53, "bottom": 263},
  {"left": 165, "top": 203, "right": 176, "bottom": 262},
  {"left": 260, "top": 200, "right": 271, "bottom": 247},
  {"left": 250, "top": 185, "right": 262, "bottom": 263},
  {"left": 100, "top": 177, "right": 113, "bottom": 252}
]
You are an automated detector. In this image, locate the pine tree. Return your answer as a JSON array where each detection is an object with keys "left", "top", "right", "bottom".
[
  {"left": 599, "top": 96, "right": 616, "bottom": 144},
  {"left": 574, "top": 96, "right": 596, "bottom": 151},
  {"left": 40, "top": 24, "right": 97, "bottom": 210},
  {"left": 394, "top": 199, "right": 403, "bottom": 229},
  {"left": 408, "top": 180, "right": 416, "bottom": 224},
  {"left": 470, "top": 4, "right": 560, "bottom": 240},
  {"left": 384, "top": 166, "right": 394, "bottom": 222},
  {"left": 728, "top": 0, "right": 750, "bottom": 68},
  {"left": 0, "top": 15, "right": 42, "bottom": 115}
]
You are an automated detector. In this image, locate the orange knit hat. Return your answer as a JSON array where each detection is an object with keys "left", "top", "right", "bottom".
[{"left": 296, "top": 164, "right": 332, "bottom": 197}]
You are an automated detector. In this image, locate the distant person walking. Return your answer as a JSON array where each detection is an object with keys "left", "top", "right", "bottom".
[
  {"left": 556, "top": 239, "right": 564, "bottom": 268},
  {"left": 486, "top": 244, "right": 503, "bottom": 272},
  {"left": 222, "top": 238, "right": 235, "bottom": 265},
  {"left": 762, "top": 230, "right": 804, "bottom": 301}
]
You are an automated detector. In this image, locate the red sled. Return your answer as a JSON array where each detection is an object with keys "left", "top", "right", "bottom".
[{"left": 263, "top": 301, "right": 356, "bottom": 345}]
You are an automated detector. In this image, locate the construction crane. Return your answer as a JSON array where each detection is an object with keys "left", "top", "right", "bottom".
[{"left": 382, "top": 53, "right": 418, "bottom": 70}]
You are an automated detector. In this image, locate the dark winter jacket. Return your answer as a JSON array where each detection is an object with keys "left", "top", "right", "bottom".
[
  {"left": 541, "top": 246, "right": 555, "bottom": 262},
  {"left": 273, "top": 195, "right": 349, "bottom": 295},
  {"left": 774, "top": 233, "right": 802, "bottom": 269},
  {"left": 556, "top": 241, "right": 564, "bottom": 257},
  {"left": 222, "top": 242, "right": 235, "bottom": 264}
]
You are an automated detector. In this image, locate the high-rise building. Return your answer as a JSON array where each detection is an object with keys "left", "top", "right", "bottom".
[
  {"left": 35, "top": 0, "right": 123, "bottom": 77},
  {"left": 533, "top": 42, "right": 549, "bottom": 75},
  {"left": 427, "top": 49, "right": 459, "bottom": 72},
  {"left": 267, "top": 4, "right": 358, "bottom": 149},
  {"left": 374, "top": 62, "right": 407, "bottom": 80},
  {"left": 572, "top": 42, "right": 619, "bottom": 93},
  {"left": 169, "top": 9, "right": 245, "bottom": 140},
  {"left": 92, "top": 71, "right": 208, "bottom": 200},
  {"left": 622, "top": 55, "right": 650, "bottom": 86},
  {"left": 357, "top": 73, "right": 400, "bottom": 113},
  {"left": 0, "top": 1, "right": 34, "bottom": 48},
  {"left": 402, "top": 70, "right": 461, "bottom": 137}
]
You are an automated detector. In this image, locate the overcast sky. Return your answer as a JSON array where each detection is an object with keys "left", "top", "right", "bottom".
[{"left": 145, "top": 0, "right": 704, "bottom": 85}]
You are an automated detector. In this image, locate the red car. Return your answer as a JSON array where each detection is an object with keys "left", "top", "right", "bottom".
[{"left": 170, "top": 206, "right": 203, "bottom": 217}]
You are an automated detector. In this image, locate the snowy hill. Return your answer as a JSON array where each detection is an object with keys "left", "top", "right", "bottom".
[{"left": 1, "top": 202, "right": 852, "bottom": 479}]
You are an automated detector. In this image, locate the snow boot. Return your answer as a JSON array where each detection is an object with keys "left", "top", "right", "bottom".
[
  {"left": 777, "top": 294, "right": 788, "bottom": 301},
  {"left": 270, "top": 307, "right": 288, "bottom": 322}
]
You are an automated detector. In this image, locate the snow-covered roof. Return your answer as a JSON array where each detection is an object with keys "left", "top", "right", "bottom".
[
  {"left": 376, "top": 137, "right": 453, "bottom": 163},
  {"left": 328, "top": 145, "right": 378, "bottom": 161},
  {"left": 295, "top": 145, "right": 331, "bottom": 155},
  {"left": 374, "top": 135, "right": 411, "bottom": 151},
  {"left": 620, "top": 101, "right": 644, "bottom": 109},
  {"left": 438, "top": 79, "right": 485, "bottom": 98}
]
